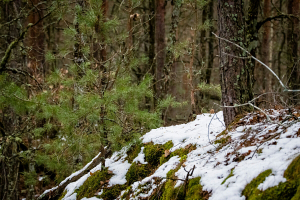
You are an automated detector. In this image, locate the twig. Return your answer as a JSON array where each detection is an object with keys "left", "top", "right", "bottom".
[{"left": 208, "top": 113, "right": 218, "bottom": 149}]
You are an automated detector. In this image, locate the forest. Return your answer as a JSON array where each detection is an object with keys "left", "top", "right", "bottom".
[{"left": 0, "top": 0, "right": 300, "bottom": 199}]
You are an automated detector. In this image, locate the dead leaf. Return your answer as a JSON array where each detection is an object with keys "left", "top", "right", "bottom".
[
  {"left": 108, "top": 170, "right": 113, "bottom": 174},
  {"left": 164, "top": 150, "right": 170, "bottom": 157}
]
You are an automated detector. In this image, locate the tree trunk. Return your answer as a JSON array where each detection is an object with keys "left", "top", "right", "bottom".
[
  {"left": 164, "top": 0, "right": 182, "bottom": 123},
  {"left": 74, "top": 0, "right": 85, "bottom": 67},
  {"left": 27, "top": 0, "right": 45, "bottom": 82},
  {"left": 149, "top": 0, "right": 156, "bottom": 107},
  {"left": 200, "top": 5, "right": 207, "bottom": 73},
  {"left": 155, "top": 0, "right": 166, "bottom": 100},
  {"left": 261, "top": 0, "right": 272, "bottom": 106},
  {"left": 287, "top": 0, "right": 299, "bottom": 96},
  {"left": 205, "top": 0, "right": 214, "bottom": 84},
  {"left": 218, "top": 0, "right": 254, "bottom": 127}
]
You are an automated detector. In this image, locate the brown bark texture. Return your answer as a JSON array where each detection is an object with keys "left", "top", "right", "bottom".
[
  {"left": 155, "top": 0, "right": 166, "bottom": 100},
  {"left": 261, "top": 0, "right": 272, "bottom": 103},
  {"left": 218, "top": 0, "right": 250, "bottom": 127},
  {"left": 205, "top": 0, "right": 214, "bottom": 84},
  {"left": 287, "top": 0, "right": 299, "bottom": 93},
  {"left": 27, "top": 0, "right": 45, "bottom": 81}
]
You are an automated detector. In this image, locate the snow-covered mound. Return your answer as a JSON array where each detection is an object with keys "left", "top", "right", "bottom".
[{"left": 41, "top": 109, "right": 300, "bottom": 200}]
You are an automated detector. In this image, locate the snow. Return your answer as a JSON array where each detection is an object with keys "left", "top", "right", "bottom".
[
  {"left": 40, "top": 109, "right": 300, "bottom": 200},
  {"left": 105, "top": 149, "right": 131, "bottom": 186},
  {"left": 81, "top": 197, "right": 102, "bottom": 200},
  {"left": 132, "top": 147, "right": 147, "bottom": 164},
  {"left": 62, "top": 164, "right": 102, "bottom": 200}
]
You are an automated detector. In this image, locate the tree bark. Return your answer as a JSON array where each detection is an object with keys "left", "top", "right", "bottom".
[
  {"left": 149, "top": 0, "right": 156, "bottom": 107},
  {"left": 27, "top": 0, "right": 45, "bottom": 82},
  {"left": 218, "top": 0, "right": 254, "bottom": 127},
  {"left": 287, "top": 0, "right": 299, "bottom": 95},
  {"left": 205, "top": 0, "right": 214, "bottom": 84},
  {"left": 261, "top": 0, "right": 272, "bottom": 105},
  {"left": 155, "top": 0, "right": 166, "bottom": 100}
]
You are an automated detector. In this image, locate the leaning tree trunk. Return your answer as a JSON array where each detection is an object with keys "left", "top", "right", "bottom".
[{"left": 218, "top": 0, "right": 254, "bottom": 127}]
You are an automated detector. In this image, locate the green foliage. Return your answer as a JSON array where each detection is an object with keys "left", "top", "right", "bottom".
[
  {"left": 125, "top": 162, "right": 151, "bottom": 185},
  {"left": 23, "top": 171, "right": 37, "bottom": 187},
  {"left": 76, "top": 169, "right": 111, "bottom": 199},
  {"left": 197, "top": 83, "right": 222, "bottom": 100}
]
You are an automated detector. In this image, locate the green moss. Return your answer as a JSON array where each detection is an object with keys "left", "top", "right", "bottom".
[
  {"left": 291, "top": 185, "right": 300, "bottom": 200},
  {"left": 120, "top": 186, "right": 132, "bottom": 200},
  {"left": 160, "top": 177, "right": 204, "bottom": 200},
  {"left": 144, "top": 143, "right": 164, "bottom": 166},
  {"left": 242, "top": 156, "right": 300, "bottom": 200},
  {"left": 58, "top": 190, "right": 67, "bottom": 200},
  {"left": 284, "top": 154, "right": 300, "bottom": 180},
  {"left": 160, "top": 145, "right": 196, "bottom": 166},
  {"left": 242, "top": 169, "right": 272, "bottom": 198},
  {"left": 163, "top": 140, "right": 174, "bottom": 150},
  {"left": 255, "top": 181, "right": 298, "bottom": 200},
  {"left": 186, "top": 177, "right": 203, "bottom": 200},
  {"left": 126, "top": 143, "right": 142, "bottom": 163},
  {"left": 99, "top": 184, "right": 127, "bottom": 200},
  {"left": 76, "top": 169, "right": 111, "bottom": 199},
  {"left": 159, "top": 160, "right": 205, "bottom": 200},
  {"left": 214, "top": 135, "right": 231, "bottom": 144},
  {"left": 125, "top": 162, "right": 151, "bottom": 185},
  {"left": 221, "top": 168, "right": 234, "bottom": 185}
]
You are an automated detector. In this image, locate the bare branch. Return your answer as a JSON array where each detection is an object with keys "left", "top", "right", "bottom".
[
  {"left": 212, "top": 32, "right": 300, "bottom": 92},
  {"left": 257, "top": 14, "right": 299, "bottom": 30}
]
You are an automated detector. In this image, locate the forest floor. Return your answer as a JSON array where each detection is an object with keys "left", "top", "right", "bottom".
[{"left": 40, "top": 109, "right": 300, "bottom": 200}]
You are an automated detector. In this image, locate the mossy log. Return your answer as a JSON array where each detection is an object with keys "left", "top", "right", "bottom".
[{"left": 37, "top": 149, "right": 109, "bottom": 200}]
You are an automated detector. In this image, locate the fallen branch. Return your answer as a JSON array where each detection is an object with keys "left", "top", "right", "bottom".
[{"left": 37, "top": 149, "right": 110, "bottom": 200}]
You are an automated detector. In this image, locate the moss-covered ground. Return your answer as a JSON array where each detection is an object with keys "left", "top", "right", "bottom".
[
  {"left": 221, "top": 168, "right": 234, "bottom": 185},
  {"left": 143, "top": 141, "right": 173, "bottom": 166},
  {"left": 76, "top": 168, "right": 112, "bottom": 199},
  {"left": 159, "top": 144, "right": 196, "bottom": 166},
  {"left": 126, "top": 142, "right": 142, "bottom": 163},
  {"left": 125, "top": 162, "right": 151, "bottom": 185},
  {"left": 98, "top": 184, "right": 127, "bottom": 200},
  {"left": 242, "top": 154, "right": 300, "bottom": 200}
]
